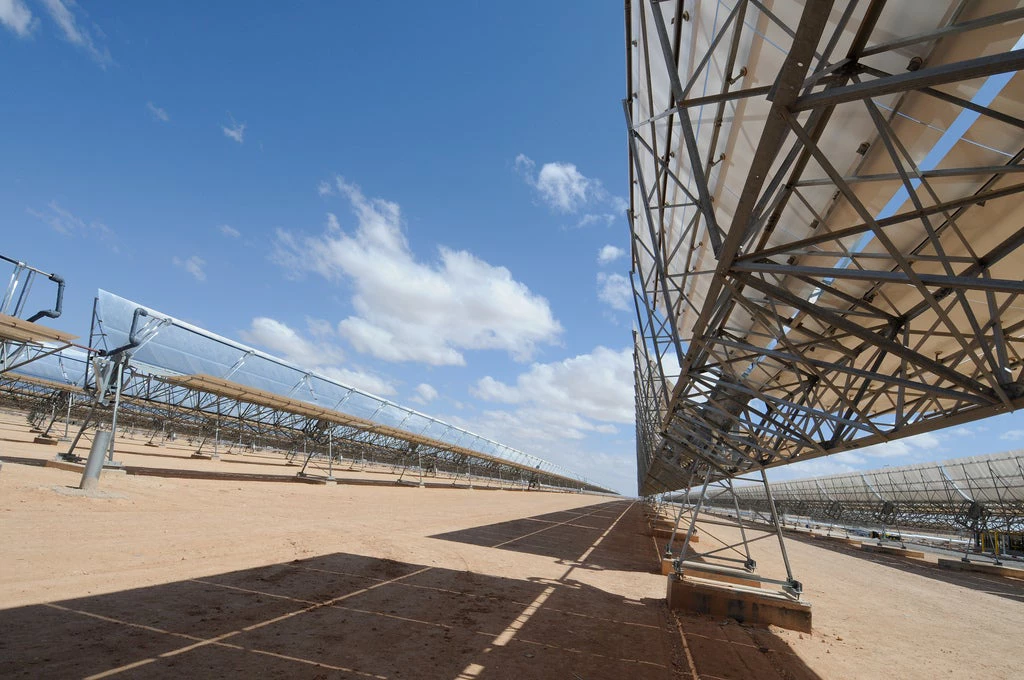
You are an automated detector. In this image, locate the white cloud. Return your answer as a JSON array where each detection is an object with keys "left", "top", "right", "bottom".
[
  {"left": 41, "top": 0, "right": 110, "bottom": 66},
  {"left": 172, "top": 255, "right": 206, "bottom": 282},
  {"left": 218, "top": 224, "right": 240, "bottom": 238},
  {"left": 0, "top": 0, "right": 35, "bottom": 37},
  {"left": 577, "top": 214, "right": 615, "bottom": 228},
  {"left": 240, "top": 317, "right": 395, "bottom": 397},
  {"left": 1000, "top": 429, "right": 1024, "bottom": 441},
  {"left": 597, "top": 272, "right": 631, "bottom": 311},
  {"left": 146, "top": 101, "right": 170, "bottom": 122},
  {"left": 472, "top": 346, "right": 634, "bottom": 425},
  {"left": 446, "top": 406, "right": 634, "bottom": 493},
  {"left": 222, "top": 117, "right": 246, "bottom": 143},
  {"left": 411, "top": 383, "right": 438, "bottom": 405},
  {"left": 319, "top": 366, "right": 396, "bottom": 397},
  {"left": 27, "top": 201, "right": 113, "bottom": 239},
  {"left": 317, "top": 180, "right": 334, "bottom": 196},
  {"left": 854, "top": 430, "right": 947, "bottom": 462},
  {"left": 516, "top": 153, "right": 627, "bottom": 219},
  {"left": 513, "top": 153, "right": 535, "bottom": 175},
  {"left": 473, "top": 375, "right": 521, "bottom": 404},
  {"left": 274, "top": 177, "right": 563, "bottom": 366},
  {"left": 241, "top": 317, "right": 344, "bottom": 369},
  {"left": 768, "top": 452, "right": 865, "bottom": 482},
  {"left": 597, "top": 245, "right": 625, "bottom": 264},
  {"left": 535, "top": 162, "right": 590, "bottom": 213}
]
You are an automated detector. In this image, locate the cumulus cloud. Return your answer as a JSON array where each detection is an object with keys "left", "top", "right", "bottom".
[
  {"left": 453, "top": 348, "right": 637, "bottom": 492},
  {"left": 317, "top": 180, "right": 334, "bottom": 196},
  {"left": 146, "top": 102, "right": 170, "bottom": 122},
  {"left": 318, "top": 366, "right": 396, "bottom": 398},
  {"left": 768, "top": 451, "right": 866, "bottom": 482},
  {"left": 537, "top": 163, "right": 591, "bottom": 213},
  {"left": 273, "top": 177, "right": 563, "bottom": 366},
  {"left": 516, "top": 153, "right": 627, "bottom": 225},
  {"left": 411, "top": 383, "right": 438, "bottom": 405},
  {"left": 1000, "top": 429, "right": 1024, "bottom": 441},
  {"left": 242, "top": 317, "right": 342, "bottom": 368},
  {"left": 577, "top": 214, "right": 614, "bottom": 228},
  {"left": 222, "top": 117, "right": 246, "bottom": 143},
  {"left": 0, "top": 0, "right": 35, "bottom": 37},
  {"left": 597, "top": 272, "right": 631, "bottom": 311},
  {"left": 597, "top": 245, "right": 625, "bottom": 265},
  {"left": 472, "top": 346, "right": 634, "bottom": 425},
  {"left": 218, "top": 224, "right": 240, "bottom": 238},
  {"left": 240, "top": 317, "right": 395, "bottom": 397},
  {"left": 41, "top": 0, "right": 111, "bottom": 66},
  {"left": 172, "top": 255, "right": 206, "bottom": 282}
]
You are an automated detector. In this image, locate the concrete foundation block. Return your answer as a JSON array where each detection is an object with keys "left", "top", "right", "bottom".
[
  {"left": 44, "top": 459, "right": 126, "bottom": 476},
  {"left": 667, "top": 573, "right": 811, "bottom": 633},
  {"left": 295, "top": 474, "right": 337, "bottom": 486},
  {"left": 190, "top": 452, "right": 221, "bottom": 460},
  {"left": 861, "top": 544, "right": 925, "bottom": 559},
  {"left": 827, "top": 536, "right": 863, "bottom": 546},
  {"left": 937, "top": 558, "right": 1024, "bottom": 579},
  {"left": 34, "top": 436, "right": 59, "bottom": 445},
  {"left": 682, "top": 566, "right": 762, "bottom": 589}
]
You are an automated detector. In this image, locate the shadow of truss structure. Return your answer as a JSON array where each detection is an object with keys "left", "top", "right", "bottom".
[
  {"left": 628, "top": 0, "right": 1024, "bottom": 591},
  {"left": 0, "top": 279, "right": 612, "bottom": 494}
]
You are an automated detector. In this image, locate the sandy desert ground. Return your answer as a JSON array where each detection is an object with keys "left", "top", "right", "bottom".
[{"left": 1, "top": 411, "right": 1022, "bottom": 679}]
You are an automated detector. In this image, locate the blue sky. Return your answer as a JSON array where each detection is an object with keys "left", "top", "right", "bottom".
[{"left": 2, "top": 1, "right": 1023, "bottom": 494}]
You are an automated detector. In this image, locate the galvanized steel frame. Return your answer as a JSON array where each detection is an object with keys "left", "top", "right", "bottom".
[{"left": 629, "top": 0, "right": 1024, "bottom": 496}]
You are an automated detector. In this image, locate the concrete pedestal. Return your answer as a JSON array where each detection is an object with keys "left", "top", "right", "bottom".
[
  {"left": 937, "top": 558, "right": 1024, "bottom": 579},
  {"left": 33, "top": 436, "right": 59, "bottom": 445},
  {"left": 861, "top": 544, "right": 925, "bottom": 559},
  {"left": 295, "top": 474, "right": 337, "bottom": 486},
  {"left": 667, "top": 573, "right": 811, "bottom": 632},
  {"left": 682, "top": 565, "right": 762, "bottom": 589},
  {"left": 190, "top": 452, "right": 221, "bottom": 461},
  {"left": 45, "top": 459, "right": 126, "bottom": 475},
  {"left": 816, "top": 535, "right": 862, "bottom": 546}
]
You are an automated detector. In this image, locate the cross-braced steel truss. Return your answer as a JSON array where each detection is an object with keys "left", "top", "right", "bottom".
[
  {"left": 629, "top": 0, "right": 1024, "bottom": 496},
  {"left": 2, "top": 289, "right": 612, "bottom": 493},
  {"left": 0, "top": 255, "right": 75, "bottom": 376},
  {"left": 703, "top": 451, "right": 1024, "bottom": 539}
]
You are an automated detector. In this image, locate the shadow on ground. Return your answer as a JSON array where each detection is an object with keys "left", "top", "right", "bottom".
[
  {"left": 0, "top": 552, "right": 682, "bottom": 679},
  {"left": 430, "top": 500, "right": 659, "bottom": 572},
  {"left": 789, "top": 534, "right": 1024, "bottom": 603},
  {"left": 673, "top": 611, "right": 824, "bottom": 680},
  {"left": 0, "top": 498, "right": 826, "bottom": 679}
]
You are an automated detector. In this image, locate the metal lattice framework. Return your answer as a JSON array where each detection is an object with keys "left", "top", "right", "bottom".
[
  {"left": 698, "top": 451, "right": 1024, "bottom": 534},
  {"left": 0, "top": 255, "right": 75, "bottom": 376},
  {"left": 7, "top": 289, "right": 611, "bottom": 493},
  {"left": 629, "top": 0, "right": 1024, "bottom": 496}
]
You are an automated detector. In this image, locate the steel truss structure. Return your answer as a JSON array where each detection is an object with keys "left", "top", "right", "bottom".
[
  {"left": 702, "top": 452, "right": 1024, "bottom": 544},
  {"left": 649, "top": 458, "right": 809, "bottom": 594},
  {"left": 629, "top": 0, "right": 1024, "bottom": 498},
  {"left": 0, "top": 255, "right": 75, "bottom": 376},
  {"left": 5, "top": 289, "right": 610, "bottom": 493}
]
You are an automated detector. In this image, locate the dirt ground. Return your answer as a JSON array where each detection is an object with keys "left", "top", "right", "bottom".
[{"left": 1, "top": 412, "right": 1022, "bottom": 679}]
